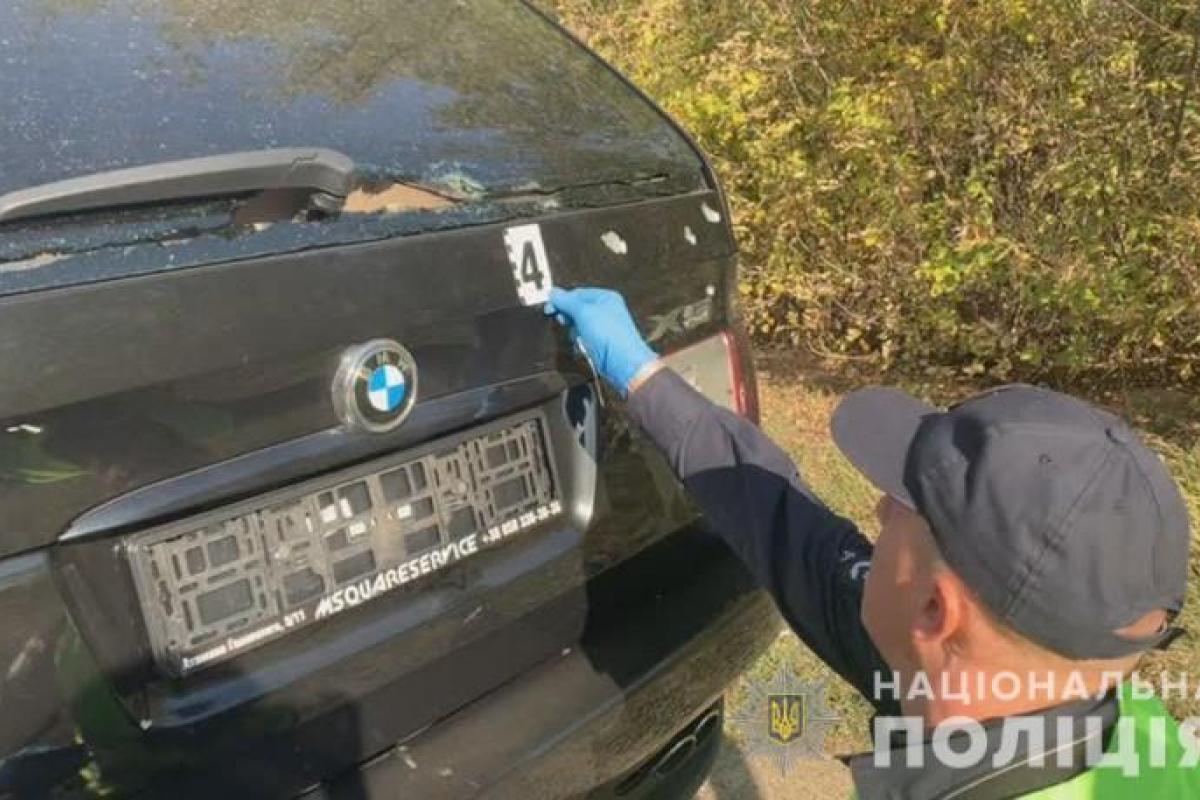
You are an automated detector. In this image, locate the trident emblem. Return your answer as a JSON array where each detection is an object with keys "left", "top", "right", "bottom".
[{"left": 768, "top": 694, "right": 805, "bottom": 744}]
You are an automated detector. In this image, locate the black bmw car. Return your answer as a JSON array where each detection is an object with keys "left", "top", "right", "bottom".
[{"left": 0, "top": 1, "right": 779, "bottom": 797}]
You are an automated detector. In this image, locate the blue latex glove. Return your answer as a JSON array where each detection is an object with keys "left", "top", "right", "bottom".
[{"left": 544, "top": 287, "right": 658, "bottom": 396}]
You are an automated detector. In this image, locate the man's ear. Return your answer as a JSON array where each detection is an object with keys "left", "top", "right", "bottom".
[{"left": 913, "top": 570, "right": 965, "bottom": 647}]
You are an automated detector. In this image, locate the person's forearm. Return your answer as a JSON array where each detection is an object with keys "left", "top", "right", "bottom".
[
  {"left": 543, "top": 287, "right": 889, "bottom": 705},
  {"left": 624, "top": 367, "right": 890, "bottom": 705},
  {"left": 625, "top": 358, "right": 667, "bottom": 395},
  {"left": 625, "top": 366, "right": 820, "bottom": 510}
]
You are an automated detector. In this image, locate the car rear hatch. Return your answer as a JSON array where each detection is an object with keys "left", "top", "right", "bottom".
[{"left": 0, "top": 1, "right": 753, "bottom": 797}]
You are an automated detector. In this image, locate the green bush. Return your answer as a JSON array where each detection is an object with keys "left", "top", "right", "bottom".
[{"left": 547, "top": 0, "right": 1200, "bottom": 389}]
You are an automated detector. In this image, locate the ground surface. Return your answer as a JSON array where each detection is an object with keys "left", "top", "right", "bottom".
[{"left": 698, "top": 354, "right": 1200, "bottom": 799}]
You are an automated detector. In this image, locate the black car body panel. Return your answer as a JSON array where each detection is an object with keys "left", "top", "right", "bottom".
[
  {"left": 304, "top": 535, "right": 778, "bottom": 800},
  {"left": 0, "top": 1, "right": 778, "bottom": 798},
  {"left": 1, "top": 193, "right": 734, "bottom": 558}
]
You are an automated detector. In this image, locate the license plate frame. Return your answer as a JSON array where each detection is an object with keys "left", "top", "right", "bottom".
[{"left": 126, "top": 410, "right": 561, "bottom": 676}]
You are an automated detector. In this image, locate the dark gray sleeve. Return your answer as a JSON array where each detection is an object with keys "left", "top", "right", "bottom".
[{"left": 626, "top": 368, "right": 890, "bottom": 707}]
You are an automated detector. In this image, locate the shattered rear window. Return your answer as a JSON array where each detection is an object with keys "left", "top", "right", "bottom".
[{"left": 0, "top": 0, "right": 705, "bottom": 293}]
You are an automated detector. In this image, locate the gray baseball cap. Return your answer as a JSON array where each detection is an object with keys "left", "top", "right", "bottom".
[{"left": 832, "top": 384, "right": 1189, "bottom": 660}]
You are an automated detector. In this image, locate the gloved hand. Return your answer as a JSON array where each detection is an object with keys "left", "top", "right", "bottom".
[{"left": 544, "top": 287, "right": 659, "bottom": 396}]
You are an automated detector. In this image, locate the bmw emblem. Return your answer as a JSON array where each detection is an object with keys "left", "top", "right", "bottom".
[{"left": 333, "top": 339, "right": 418, "bottom": 433}]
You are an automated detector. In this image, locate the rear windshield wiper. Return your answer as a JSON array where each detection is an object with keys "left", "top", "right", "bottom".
[{"left": 0, "top": 148, "right": 355, "bottom": 225}]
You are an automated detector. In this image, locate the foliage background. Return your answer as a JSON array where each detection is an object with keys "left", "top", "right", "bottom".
[{"left": 546, "top": 0, "right": 1200, "bottom": 391}]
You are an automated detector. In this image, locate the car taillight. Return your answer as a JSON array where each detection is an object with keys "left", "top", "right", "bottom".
[{"left": 661, "top": 331, "right": 756, "bottom": 421}]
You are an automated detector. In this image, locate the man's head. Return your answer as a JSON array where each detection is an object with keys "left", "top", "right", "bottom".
[{"left": 832, "top": 385, "right": 1189, "bottom": 715}]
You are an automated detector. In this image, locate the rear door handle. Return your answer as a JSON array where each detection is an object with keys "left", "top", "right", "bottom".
[{"left": 0, "top": 148, "right": 355, "bottom": 224}]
